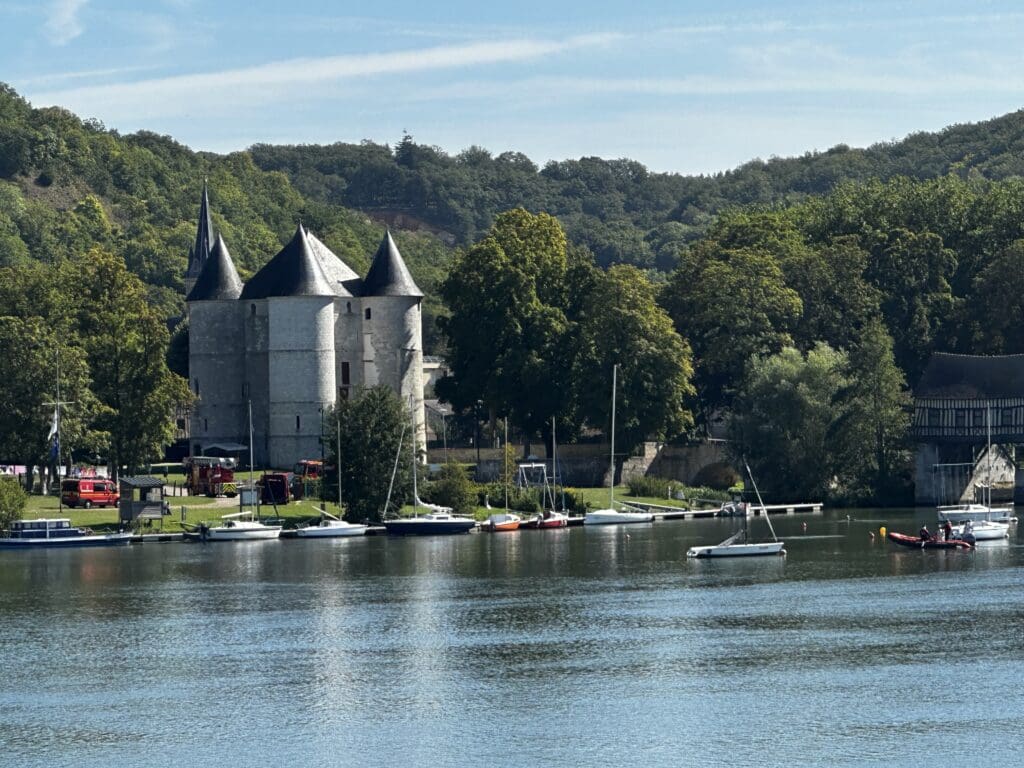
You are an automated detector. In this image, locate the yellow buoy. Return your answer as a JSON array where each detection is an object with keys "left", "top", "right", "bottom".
[{"left": 879, "top": 526, "right": 887, "bottom": 538}]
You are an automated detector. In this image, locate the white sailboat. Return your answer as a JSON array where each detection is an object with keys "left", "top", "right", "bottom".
[
  {"left": 584, "top": 365, "right": 654, "bottom": 526},
  {"left": 293, "top": 509, "right": 368, "bottom": 538},
  {"left": 687, "top": 461, "right": 785, "bottom": 558},
  {"left": 201, "top": 400, "right": 281, "bottom": 541}
]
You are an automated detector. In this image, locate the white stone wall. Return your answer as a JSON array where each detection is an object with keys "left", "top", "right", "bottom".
[
  {"left": 334, "top": 298, "right": 363, "bottom": 400},
  {"left": 362, "top": 296, "right": 425, "bottom": 452},
  {"left": 243, "top": 299, "right": 271, "bottom": 466},
  {"left": 267, "top": 297, "right": 336, "bottom": 468},
  {"left": 188, "top": 300, "right": 245, "bottom": 455}
]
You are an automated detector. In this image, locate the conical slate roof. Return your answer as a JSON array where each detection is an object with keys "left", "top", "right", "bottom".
[
  {"left": 185, "top": 182, "right": 214, "bottom": 281},
  {"left": 361, "top": 230, "right": 422, "bottom": 297},
  {"left": 305, "top": 229, "right": 362, "bottom": 297},
  {"left": 187, "top": 234, "right": 243, "bottom": 301},
  {"left": 240, "top": 225, "right": 335, "bottom": 299}
]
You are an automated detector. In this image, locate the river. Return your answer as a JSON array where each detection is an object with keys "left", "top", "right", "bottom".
[{"left": 1, "top": 509, "right": 1022, "bottom": 767}]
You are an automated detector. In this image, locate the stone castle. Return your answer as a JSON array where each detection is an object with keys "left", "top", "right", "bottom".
[{"left": 185, "top": 185, "right": 426, "bottom": 468}]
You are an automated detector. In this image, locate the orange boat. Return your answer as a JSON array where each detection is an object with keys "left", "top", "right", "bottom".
[
  {"left": 523, "top": 510, "right": 569, "bottom": 529},
  {"left": 485, "top": 513, "right": 521, "bottom": 532}
]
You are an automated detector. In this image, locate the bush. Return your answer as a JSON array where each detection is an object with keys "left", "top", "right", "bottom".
[
  {"left": 560, "top": 487, "right": 590, "bottom": 515},
  {"left": 627, "top": 475, "right": 676, "bottom": 498},
  {"left": 424, "top": 462, "right": 476, "bottom": 516},
  {"left": 0, "top": 475, "right": 27, "bottom": 532}
]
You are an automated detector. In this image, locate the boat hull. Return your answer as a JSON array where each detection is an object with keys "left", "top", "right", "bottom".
[
  {"left": 0, "top": 533, "right": 132, "bottom": 548},
  {"left": 583, "top": 509, "right": 654, "bottom": 525},
  {"left": 486, "top": 521, "right": 520, "bottom": 532},
  {"left": 204, "top": 527, "right": 281, "bottom": 541},
  {"left": 293, "top": 524, "right": 367, "bottom": 538},
  {"left": 954, "top": 521, "right": 1008, "bottom": 541},
  {"left": 383, "top": 520, "right": 476, "bottom": 535},
  {"left": 687, "top": 541, "right": 786, "bottom": 558},
  {"left": 887, "top": 531, "right": 973, "bottom": 550}
]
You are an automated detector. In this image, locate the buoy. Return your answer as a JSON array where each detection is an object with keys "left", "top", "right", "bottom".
[{"left": 880, "top": 526, "right": 887, "bottom": 538}]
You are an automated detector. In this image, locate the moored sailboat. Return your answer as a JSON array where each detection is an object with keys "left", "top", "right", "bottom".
[
  {"left": 687, "top": 462, "right": 785, "bottom": 558},
  {"left": 584, "top": 365, "right": 653, "bottom": 526}
]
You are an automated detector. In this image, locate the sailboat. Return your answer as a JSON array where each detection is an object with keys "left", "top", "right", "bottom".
[
  {"left": 686, "top": 461, "right": 785, "bottom": 557},
  {"left": 524, "top": 416, "right": 569, "bottom": 529},
  {"left": 383, "top": 400, "right": 476, "bottom": 535},
  {"left": 584, "top": 365, "right": 654, "bottom": 526},
  {"left": 486, "top": 421, "right": 522, "bottom": 531},
  {"left": 937, "top": 407, "right": 1016, "bottom": 528},
  {"left": 201, "top": 401, "right": 281, "bottom": 541}
]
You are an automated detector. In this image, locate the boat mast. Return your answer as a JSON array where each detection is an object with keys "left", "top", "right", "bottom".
[
  {"left": 744, "top": 459, "right": 778, "bottom": 543},
  {"left": 248, "top": 399, "right": 257, "bottom": 520},
  {"left": 410, "top": 398, "right": 418, "bottom": 516},
  {"left": 504, "top": 419, "right": 509, "bottom": 513},
  {"left": 551, "top": 415, "right": 557, "bottom": 511},
  {"left": 609, "top": 363, "right": 617, "bottom": 509},
  {"left": 337, "top": 409, "right": 343, "bottom": 514},
  {"left": 987, "top": 405, "right": 992, "bottom": 508},
  {"left": 383, "top": 420, "right": 407, "bottom": 518}
]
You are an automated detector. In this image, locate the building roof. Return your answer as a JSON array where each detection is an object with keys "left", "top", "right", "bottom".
[
  {"left": 186, "top": 234, "right": 243, "bottom": 301},
  {"left": 915, "top": 352, "right": 1024, "bottom": 399},
  {"left": 361, "top": 230, "right": 423, "bottom": 297},
  {"left": 185, "top": 182, "right": 214, "bottom": 280},
  {"left": 240, "top": 225, "right": 336, "bottom": 299},
  {"left": 305, "top": 229, "right": 362, "bottom": 297}
]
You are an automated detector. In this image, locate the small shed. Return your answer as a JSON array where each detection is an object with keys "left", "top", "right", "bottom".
[{"left": 119, "top": 476, "right": 168, "bottom": 525}]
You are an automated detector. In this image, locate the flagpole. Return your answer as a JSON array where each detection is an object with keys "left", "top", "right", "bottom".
[{"left": 43, "top": 349, "right": 74, "bottom": 515}]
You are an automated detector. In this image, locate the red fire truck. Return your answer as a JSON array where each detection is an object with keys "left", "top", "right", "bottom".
[{"left": 184, "top": 456, "right": 237, "bottom": 497}]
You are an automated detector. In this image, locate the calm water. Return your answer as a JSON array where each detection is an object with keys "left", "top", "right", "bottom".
[{"left": 2, "top": 509, "right": 1023, "bottom": 767}]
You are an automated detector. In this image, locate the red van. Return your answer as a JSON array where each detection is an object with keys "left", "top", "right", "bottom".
[{"left": 60, "top": 478, "right": 119, "bottom": 509}]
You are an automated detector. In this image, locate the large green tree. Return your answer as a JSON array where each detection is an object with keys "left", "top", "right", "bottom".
[
  {"left": 574, "top": 265, "right": 695, "bottom": 466},
  {"left": 437, "top": 208, "right": 574, "bottom": 453},
  {"left": 328, "top": 386, "right": 412, "bottom": 523},
  {"left": 729, "top": 344, "right": 848, "bottom": 501},
  {"left": 65, "top": 248, "right": 191, "bottom": 477}
]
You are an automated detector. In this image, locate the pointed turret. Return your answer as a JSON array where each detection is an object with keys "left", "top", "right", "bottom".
[
  {"left": 184, "top": 181, "right": 215, "bottom": 295},
  {"left": 305, "top": 229, "right": 362, "bottom": 297},
  {"left": 240, "top": 224, "right": 335, "bottom": 299},
  {"left": 361, "top": 230, "right": 423, "bottom": 297},
  {"left": 187, "top": 234, "right": 243, "bottom": 302}
]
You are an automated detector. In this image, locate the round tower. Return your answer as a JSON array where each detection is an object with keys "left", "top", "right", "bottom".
[
  {"left": 360, "top": 230, "right": 426, "bottom": 451},
  {"left": 187, "top": 234, "right": 245, "bottom": 457},
  {"left": 240, "top": 225, "right": 337, "bottom": 469}
]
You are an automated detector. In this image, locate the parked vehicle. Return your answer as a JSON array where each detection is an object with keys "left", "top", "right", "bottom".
[
  {"left": 184, "top": 456, "right": 237, "bottom": 497},
  {"left": 60, "top": 478, "right": 118, "bottom": 509},
  {"left": 260, "top": 472, "right": 292, "bottom": 505}
]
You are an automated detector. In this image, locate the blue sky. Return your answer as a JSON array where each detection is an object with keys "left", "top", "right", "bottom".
[{"left": 2, "top": 0, "right": 1024, "bottom": 173}]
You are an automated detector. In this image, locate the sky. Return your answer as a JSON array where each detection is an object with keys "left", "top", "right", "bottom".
[{"left": 2, "top": 0, "right": 1024, "bottom": 174}]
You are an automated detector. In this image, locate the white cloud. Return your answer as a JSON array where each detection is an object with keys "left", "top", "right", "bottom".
[
  {"left": 28, "top": 33, "right": 621, "bottom": 117},
  {"left": 44, "top": 0, "right": 87, "bottom": 46}
]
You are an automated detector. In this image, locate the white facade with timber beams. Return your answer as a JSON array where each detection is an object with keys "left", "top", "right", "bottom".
[{"left": 185, "top": 185, "right": 426, "bottom": 468}]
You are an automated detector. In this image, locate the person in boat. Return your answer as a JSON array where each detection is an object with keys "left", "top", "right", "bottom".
[
  {"left": 919, "top": 525, "right": 932, "bottom": 542},
  {"left": 943, "top": 520, "right": 953, "bottom": 541},
  {"left": 963, "top": 520, "right": 974, "bottom": 536}
]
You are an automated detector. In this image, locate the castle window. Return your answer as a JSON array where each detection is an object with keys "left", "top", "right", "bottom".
[
  {"left": 296, "top": 415, "right": 301, "bottom": 431},
  {"left": 346, "top": 302, "right": 352, "bottom": 314},
  {"left": 341, "top": 361, "right": 350, "bottom": 385},
  {"left": 251, "top": 303, "right": 256, "bottom": 316},
  {"left": 203, "top": 418, "right": 208, "bottom": 432},
  {"left": 365, "top": 308, "right": 371, "bottom": 320},
  {"left": 194, "top": 378, "right": 200, "bottom": 396}
]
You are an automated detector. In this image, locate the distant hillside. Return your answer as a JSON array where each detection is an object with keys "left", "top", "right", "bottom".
[
  {"left": 0, "top": 84, "right": 452, "bottom": 331},
  {"left": 250, "top": 110, "right": 1024, "bottom": 269}
]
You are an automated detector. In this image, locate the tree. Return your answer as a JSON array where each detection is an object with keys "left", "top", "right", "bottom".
[
  {"left": 437, "top": 208, "right": 574, "bottom": 454},
  {"left": 662, "top": 236, "right": 802, "bottom": 417},
  {"left": 0, "top": 475, "right": 26, "bottom": 531},
  {"left": 328, "top": 386, "right": 412, "bottom": 523},
  {"left": 831, "top": 320, "right": 912, "bottom": 502},
  {"left": 65, "top": 247, "right": 191, "bottom": 477},
  {"left": 728, "top": 344, "right": 848, "bottom": 501},
  {"left": 575, "top": 265, "right": 695, "bottom": 467}
]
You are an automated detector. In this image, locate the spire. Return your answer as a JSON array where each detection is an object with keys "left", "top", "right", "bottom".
[
  {"left": 185, "top": 181, "right": 215, "bottom": 292},
  {"left": 239, "top": 224, "right": 336, "bottom": 299},
  {"left": 187, "top": 234, "right": 243, "bottom": 302},
  {"left": 361, "top": 230, "right": 423, "bottom": 297}
]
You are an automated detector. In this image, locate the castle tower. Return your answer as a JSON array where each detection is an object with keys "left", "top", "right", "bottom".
[
  {"left": 184, "top": 182, "right": 215, "bottom": 296},
  {"left": 186, "top": 234, "right": 245, "bottom": 456},
  {"left": 240, "top": 225, "right": 337, "bottom": 468},
  {"left": 360, "top": 230, "right": 426, "bottom": 451},
  {"left": 305, "top": 230, "right": 364, "bottom": 399}
]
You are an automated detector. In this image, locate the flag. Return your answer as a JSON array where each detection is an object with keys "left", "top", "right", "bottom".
[{"left": 46, "top": 405, "right": 58, "bottom": 441}]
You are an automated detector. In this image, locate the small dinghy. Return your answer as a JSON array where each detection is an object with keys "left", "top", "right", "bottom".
[{"left": 887, "top": 531, "right": 973, "bottom": 550}]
